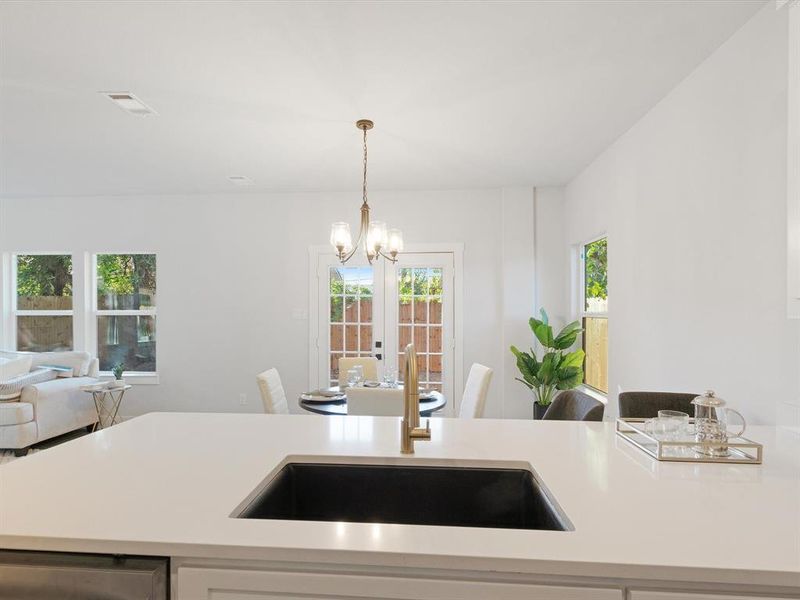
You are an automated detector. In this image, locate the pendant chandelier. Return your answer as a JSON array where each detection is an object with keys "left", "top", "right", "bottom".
[{"left": 330, "top": 119, "right": 403, "bottom": 264}]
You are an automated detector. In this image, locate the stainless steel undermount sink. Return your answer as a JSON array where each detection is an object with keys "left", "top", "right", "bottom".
[{"left": 232, "top": 458, "right": 572, "bottom": 531}]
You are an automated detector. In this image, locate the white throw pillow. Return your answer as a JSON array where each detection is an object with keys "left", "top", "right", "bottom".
[{"left": 0, "top": 355, "right": 33, "bottom": 382}]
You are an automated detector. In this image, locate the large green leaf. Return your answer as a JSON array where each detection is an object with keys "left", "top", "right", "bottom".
[
  {"left": 552, "top": 320, "right": 583, "bottom": 350},
  {"left": 537, "top": 351, "right": 561, "bottom": 385},
  {"left": 529, "top": 317, "right": 554, "bottom": 348},
  {"left": 560, "top": 349, "right": 585, "bottom": 370},
  {"left": 556, "top": 366, "right": 584, "bottom": 390},
  {"left": 510, "top": 346, "right": 540, "bottom": 387},
  {"left": 556, "top": 349, "right": 585, "bottom": 390}
]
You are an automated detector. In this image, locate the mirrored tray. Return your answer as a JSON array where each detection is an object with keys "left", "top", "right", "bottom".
[{"left": 615, "top": 418, "right": 762, "bottom": 464}]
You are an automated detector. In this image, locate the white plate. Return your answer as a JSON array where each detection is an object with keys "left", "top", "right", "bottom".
[{"left": 301, "top": 394, "right": 345, "bottom": 403}]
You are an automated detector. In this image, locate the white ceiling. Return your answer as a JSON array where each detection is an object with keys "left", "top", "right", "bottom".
[{"left": 0, "top": 1, "right": 765, "bottom": 198}]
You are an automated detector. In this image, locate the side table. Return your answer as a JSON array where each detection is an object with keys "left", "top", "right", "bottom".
[{"left": 81, "top": 384, "right": 131, "bottom": 431}]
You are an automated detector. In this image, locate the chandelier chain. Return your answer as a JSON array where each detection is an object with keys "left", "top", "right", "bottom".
[{"left": 362, "top": 126, "right": 368, "bottom": 206}]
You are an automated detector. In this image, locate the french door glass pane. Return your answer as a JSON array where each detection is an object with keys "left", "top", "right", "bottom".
[
  {"left": 397, "top": 267, "right": 443, "bottom": 392},
  {"left": 328, "top": 266, "right": 373, "bottom": 386},
  {"left": 17, "top": 315, "right": 73, "bottom": 352}
]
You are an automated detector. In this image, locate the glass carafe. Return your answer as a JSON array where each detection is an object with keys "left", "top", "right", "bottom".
[{"left": 691, "top": 390, "right": 746, "bottom": 457}]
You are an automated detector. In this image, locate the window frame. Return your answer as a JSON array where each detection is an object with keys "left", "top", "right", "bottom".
[
  {"left": 577, "top": 235, "right": 608, "bottom": 395},
  {"left": 88, "top": 252, "right": 159, "bottom": 384},
  {"left": 11, "top": 251, "right": 76, "bottom": 352}
]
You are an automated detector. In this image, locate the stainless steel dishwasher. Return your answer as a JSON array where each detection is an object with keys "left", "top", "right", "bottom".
[{"left": 0, "top": 550, "right": 168, "bottom": 599}]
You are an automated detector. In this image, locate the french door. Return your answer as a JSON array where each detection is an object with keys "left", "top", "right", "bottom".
[{"left": 313, "top": 250, "right": 456, "bottom": 414}]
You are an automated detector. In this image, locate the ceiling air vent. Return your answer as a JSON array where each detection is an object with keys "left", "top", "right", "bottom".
[
  {"left": 100, "top": 92, "right": 158, "bottom": 117},
  {"left": 227, "top": 175, "right": 254, "bottom": 186}
]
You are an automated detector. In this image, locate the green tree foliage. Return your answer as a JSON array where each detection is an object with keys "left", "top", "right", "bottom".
[
  {"left": 97, "top": 254, "right": 156, "bottom": 310},
  {"left": 398, "top": 268, "right": 442, "bottom": 305},
  {"left": 585, "top": 238, "right": 607, "bottom": 301},
  {"left": 16, "top": 255, "right": 73, "bottom": 297}
]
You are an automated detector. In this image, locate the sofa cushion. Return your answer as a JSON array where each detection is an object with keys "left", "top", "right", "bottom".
[
  {"left": 0, "top": 355, "right": 33, "bottom": 381},
  {"left": 0, "top": 401, "right": 34, "bottom": 426},
  {"left": 0, "top": 367, "right": 59, "bottom": 400}
]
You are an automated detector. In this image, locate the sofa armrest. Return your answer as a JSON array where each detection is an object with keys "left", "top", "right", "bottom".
[
  {"left": 87, "top": 358, "right": 99, "bottom": 378},
  {"left": 21, "top": 377, "right": 99, "bottom": 441}
]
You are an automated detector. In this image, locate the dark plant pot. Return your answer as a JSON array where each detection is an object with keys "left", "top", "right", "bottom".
[{"left": 533, "top": 402, "right": 548, "bottom": 420}]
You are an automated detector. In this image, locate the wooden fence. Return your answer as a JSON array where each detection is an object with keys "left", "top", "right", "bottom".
[
  {"left": 16, "top": 296, "right": 73, "bottom": 351},
  {"left": 583, "top": 316, "right": 608, "bottom": 393}
]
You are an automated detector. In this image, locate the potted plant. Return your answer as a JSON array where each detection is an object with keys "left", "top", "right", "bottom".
[
  {"left": 510, "top": 309, "right": 585, "bottom": 419},
  {"left": 110, "top": 362, "right": 126, "bottom": 388}
]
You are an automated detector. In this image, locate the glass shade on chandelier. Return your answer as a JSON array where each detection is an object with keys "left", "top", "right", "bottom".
[
  {"left": 330, "top": 222, "right": 353, "bottom": 255},
  {"left": 330, "top": 119, "right": 402, "bottom": 265}
]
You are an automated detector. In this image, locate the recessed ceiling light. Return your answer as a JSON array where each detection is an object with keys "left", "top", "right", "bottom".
[
  {"left": 100, "top": 92, "right": 157, "bottom": 117},
  {"left": 227, "top": 175, "right": 254, "bottom": 186}
]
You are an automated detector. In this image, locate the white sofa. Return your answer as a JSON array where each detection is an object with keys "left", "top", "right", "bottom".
[{"left": 0, "top": 351, "right": 100, "bottom": 456}]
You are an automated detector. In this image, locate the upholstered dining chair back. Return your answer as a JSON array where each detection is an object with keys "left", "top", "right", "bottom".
[
  {"left": 256, "top": 368, "right": 289, "bottom": 414},
  {"left": 338, "top": 357, "right": 379, "bottom": 388},
  {"left": 542, "top": 390, "right": 604, "bottom": 422},
  {"left": 346, "top": 387, "right": 404, "bottom": 416},
  {"left": 459, "top": 363, "right": 493, "bottom": 418},
  {"left": 618, "top": 391, "right": 697, "bottom": 419}
]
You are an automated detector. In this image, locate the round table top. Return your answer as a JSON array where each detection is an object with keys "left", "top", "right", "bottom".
[
  {"left": 298, "top": 386, "right": 446, "bottom": 417},
  {"left": 81, "top": 383, "right": 132, "bottom": 393}
]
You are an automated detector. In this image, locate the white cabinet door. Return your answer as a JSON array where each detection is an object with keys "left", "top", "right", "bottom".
[
  {"left": 178, "top": 567, "right": 623, "bottom": 600},
  {"left": 630, "top": 592, "right": 788, "bottom": 600}
]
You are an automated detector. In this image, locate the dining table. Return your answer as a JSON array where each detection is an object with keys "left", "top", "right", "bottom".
[{"left": 298, "top": 385, "right": 446, "bottom": 416}]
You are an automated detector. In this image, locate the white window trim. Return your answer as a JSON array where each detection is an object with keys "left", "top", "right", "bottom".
[
  {"left": 88, "top": 252, "right": 159, "bottom": 384},
  {"left": 575, "top": 234, "right": 608, "bottom": 397},
  {"left": 9, "top": 251, "right": 76, "bottom": 351}
]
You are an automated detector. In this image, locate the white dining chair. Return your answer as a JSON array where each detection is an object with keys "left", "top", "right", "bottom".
[
  {"left": 256, "top": 368, "right": 289, "bottom": 414},
  {"left": 338, "top": 356, "right": 379, "bottom": 387},
  {"left": 459, "top": 363, "right": 493, "bottom": 418},
  {"left": 346, "top": 387, "right": 404, "bottom": 416}
]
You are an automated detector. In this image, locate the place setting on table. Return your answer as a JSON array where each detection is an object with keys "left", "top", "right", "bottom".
[{"left": 298, "top": 365, "right": 446, "bottom": 416}]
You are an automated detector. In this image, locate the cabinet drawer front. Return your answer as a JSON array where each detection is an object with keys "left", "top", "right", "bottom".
[
  {"left": 178, "top": 567, "right": 624, "bottom": 600},
  {"left": 630, "top": 592, "right": 789, "bottom": 600}
]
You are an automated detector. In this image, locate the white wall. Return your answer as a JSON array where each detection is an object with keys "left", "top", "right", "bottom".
[
  {"left": 564, "top": 4, "right": 796, "bottom": 425},
  {"left": 500, "top": 187, "right": 536, "bottom": 419},
  {"left": 534, "top": 187, "right": 567, "bottom": 330},
  {"left": 0, "top": 189, "right": 515, "bottom": 418}
]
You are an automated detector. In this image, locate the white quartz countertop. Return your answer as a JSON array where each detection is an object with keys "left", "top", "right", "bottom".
[{"left": 1, "top": 413, "right": 798, "bottom": 587}]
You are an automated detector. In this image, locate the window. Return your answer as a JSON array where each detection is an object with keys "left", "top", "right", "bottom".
[
  {"left": 581, "top": 238, "right": 607, "bottom": 393},
  {"left": 14, "top": 254, "right": 74, "bottom": 351},
  {"left": 328, "top": 266, "right": 374, "bottom": 386},
  {"left": 95, "top": 254, "right": 156, "bottom": 373}
]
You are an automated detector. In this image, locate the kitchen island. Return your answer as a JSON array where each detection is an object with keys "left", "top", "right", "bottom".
[{"left": 0, "top": 412, "right": 798, "bottom": 599}]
